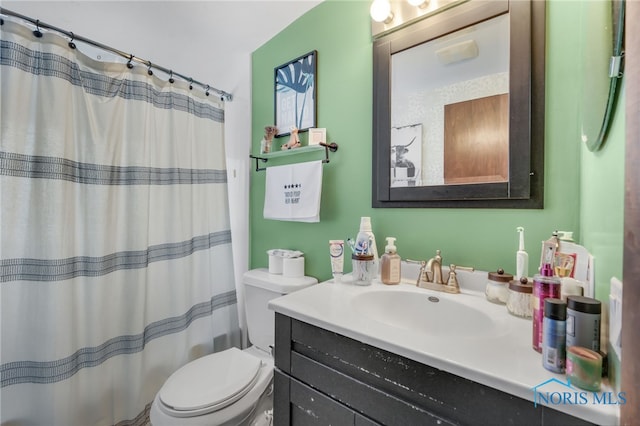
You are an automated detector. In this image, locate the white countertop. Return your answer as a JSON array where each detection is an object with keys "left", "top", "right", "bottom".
[{"left": 268, "top": 272, "right": 619, "bottom": 425}]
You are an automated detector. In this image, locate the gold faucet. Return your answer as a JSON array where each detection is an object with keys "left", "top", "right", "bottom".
[
  {"left": 408, "top": 251, "right": 474, "bottom": 294},
  {"left": 425, "top": 249, "right": 444, "bottom": 284}
]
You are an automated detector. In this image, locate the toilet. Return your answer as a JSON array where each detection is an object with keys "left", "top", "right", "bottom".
[{"left": 150, "top": 268, "right": 317, "bottom": 425}]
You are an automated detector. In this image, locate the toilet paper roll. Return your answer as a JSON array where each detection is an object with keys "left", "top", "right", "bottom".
[
  {"left": 268, "top": 255, "right": 283, "bottom": 274},
  {"left": 283, "top": 256, "right": 304, "bottom": 278}
]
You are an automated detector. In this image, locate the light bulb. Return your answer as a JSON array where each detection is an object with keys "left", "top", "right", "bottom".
[{"left": 370, "top": 0, "right": 393, "bottom": 23}]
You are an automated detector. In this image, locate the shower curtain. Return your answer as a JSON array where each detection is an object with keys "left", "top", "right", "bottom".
[{"left": 0, "top": 20, "right": 239, "bottom": 425}]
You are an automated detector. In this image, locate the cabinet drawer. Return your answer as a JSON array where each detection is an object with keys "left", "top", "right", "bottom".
[
  {"left": 290, "top": 351, "right": 451, "bottom": 425},
  {"left": 275, "top": 370, "right": 381, "bottom": 426}
]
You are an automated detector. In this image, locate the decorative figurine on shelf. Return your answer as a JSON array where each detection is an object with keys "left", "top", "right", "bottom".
[
  {"left": 260, "top": 125, "right": 278, "bottom": 154},
  {"left": 281, "top": 126, "right": 301, "bottom": 150}
]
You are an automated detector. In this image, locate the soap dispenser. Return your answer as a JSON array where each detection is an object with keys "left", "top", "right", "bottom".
[{"left": 381, "top": 237, "right": 401, "bottom": 285}]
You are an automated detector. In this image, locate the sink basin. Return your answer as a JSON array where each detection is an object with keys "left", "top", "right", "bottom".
[{"left": 351, "top": 289, "right": 498, "bottom": 338}]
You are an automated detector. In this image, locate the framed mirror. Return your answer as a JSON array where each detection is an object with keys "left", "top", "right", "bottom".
[
  {"left": 580, "top": 0, "right": 625, "bottom": 152},
  {"left": 372, "top": 0, "right": 545, "bottom": 208}
]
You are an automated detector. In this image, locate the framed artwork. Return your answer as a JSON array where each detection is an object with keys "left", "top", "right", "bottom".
[
  {"left": 274, "top": 50, "right": 317, "bottom": 137},
  {"left": 391, "top": 124, "right": 422, "bottom": 187},
  {"left": 308, "top": 128, "right": 326, "bottom": 146}
]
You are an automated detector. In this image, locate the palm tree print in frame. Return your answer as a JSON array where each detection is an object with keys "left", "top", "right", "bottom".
[{"left": 274, "top": 50, "right": 317, "bottom": 137}]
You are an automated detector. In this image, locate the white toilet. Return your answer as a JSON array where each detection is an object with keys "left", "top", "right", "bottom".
[{"left": 150, "top": 268, "right": 317, "bottom": 425}]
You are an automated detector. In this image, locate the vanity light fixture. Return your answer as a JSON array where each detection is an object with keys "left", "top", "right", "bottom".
[
  {"left": 370, "top": 0, "right": 394, "bottom": 24},
  {"left": 408, "top": 0, "right": 429, "bottom": 8},
  {"left": 370, "top": 0, "right": 465, "bottom": 39}
]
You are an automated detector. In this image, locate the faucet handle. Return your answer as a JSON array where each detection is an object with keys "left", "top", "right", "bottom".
[
  {"left": 446, "top": 264, "right": 475, "bottom": 289},
  {"left": 406, "top": 259, "right": 427, "bottom": 286},
  {"left": 452, "top": 264, "right": 474, "bottom": 273},
  {"left": 418, "top": 263, "right": 428, "bottom": 287}
]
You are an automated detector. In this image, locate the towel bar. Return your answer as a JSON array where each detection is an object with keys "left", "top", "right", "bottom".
[{"left": 249, "top": 142, "right": 338, "bottom": 172}]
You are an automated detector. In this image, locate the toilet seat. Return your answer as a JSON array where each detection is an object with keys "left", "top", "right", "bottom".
[{"left": 158, "top": 347, "right": 262, "bottom": 418}]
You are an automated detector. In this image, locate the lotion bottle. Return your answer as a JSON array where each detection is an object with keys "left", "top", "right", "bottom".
[
  {"left": 356, "top": 217, "right": 379, "bottom": 270},
  {"left": 381, "top": 237, "right": 401, "bottom": 285},
  {"left": 516, "top": 227, "right": 529, "bottom": 281}
]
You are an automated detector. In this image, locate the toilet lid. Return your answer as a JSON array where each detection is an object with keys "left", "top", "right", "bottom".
[{"left": 159, "top": 347, "right": 262, "bottom": 416}]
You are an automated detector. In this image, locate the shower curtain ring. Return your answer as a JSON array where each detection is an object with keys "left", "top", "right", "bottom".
[
  {"left": 169, "top": 70, "right": 175, "bottom": 84},
  {"left": 33, "top": 19, "right": 43, "bottom": 38},
  {"left": 147, "top": 61, "right": 153, "bottom": 76},
  {"left": 205, "top": 85, "right": 210, "bottom": 96},
  {"left": 127, "top": 55, "right": 134, "bottom": 69},
  {"left": 68, "top": 32, "right": 76, "bottom": 49},
  {"left": 189, "top": 78, "right": 193, "bottom": 91}
]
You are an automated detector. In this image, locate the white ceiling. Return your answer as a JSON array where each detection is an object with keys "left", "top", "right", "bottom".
[{"left": 1, "top": 1, "right": 323, "bottom": 93}]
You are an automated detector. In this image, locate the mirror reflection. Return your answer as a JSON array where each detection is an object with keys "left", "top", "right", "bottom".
[
  {"left": 372, "top": 0, "right": 545, "bottom": 208},
  {"left": 391, "top": 13, "right": 509, "bottom": 188}
]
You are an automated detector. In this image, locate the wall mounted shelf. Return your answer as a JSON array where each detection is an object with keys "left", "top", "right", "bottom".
[{"left": 249, "top": 142, "right": 338, "bottom": 172}]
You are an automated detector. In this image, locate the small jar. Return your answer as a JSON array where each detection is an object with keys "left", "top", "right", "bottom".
[
  {"left": 352, "top": 254, "right": 375, "bottom": 286},
  {"left": 485, "top": 269, "right": 513, "bottom": 304},
  {"left": 507, "top": 277, "right": 533, "bottom": 318}
]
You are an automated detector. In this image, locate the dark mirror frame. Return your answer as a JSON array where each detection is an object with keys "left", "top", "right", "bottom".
[{"left": 372, "top": 0, "right": 545, "bottom": 208}]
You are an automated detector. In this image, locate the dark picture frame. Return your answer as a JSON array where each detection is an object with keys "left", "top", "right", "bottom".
[{"left": 274, "top": 50, "right": 317, "bottom": 137}]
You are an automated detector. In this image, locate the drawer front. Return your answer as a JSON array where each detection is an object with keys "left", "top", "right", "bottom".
[
  {"left": 275, "top": 370, "right": 381, "bottom": 426},
  {"left": 291, "top": 351, "right": 451, "bottom": 425}
]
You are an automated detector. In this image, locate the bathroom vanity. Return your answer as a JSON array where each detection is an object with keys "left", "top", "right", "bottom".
[{"left": 269, "top": 273, "right": 619, "bottom": 425}]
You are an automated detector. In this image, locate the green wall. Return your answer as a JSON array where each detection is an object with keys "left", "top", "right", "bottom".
[
  {"left": 580, "top": 79, "right": 625, "bottom": 301},
  {"left": 250, "top": 0, "right": 624, "bottom": 299}
]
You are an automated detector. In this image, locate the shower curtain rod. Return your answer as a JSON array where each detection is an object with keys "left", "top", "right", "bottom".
[{"left": 0, "top": 7, "right": 233, "bottom": 101}]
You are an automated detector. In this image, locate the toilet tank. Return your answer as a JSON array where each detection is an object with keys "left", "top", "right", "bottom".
[{"left": 242, "top": 269, "right": 317, "bottom": 352}]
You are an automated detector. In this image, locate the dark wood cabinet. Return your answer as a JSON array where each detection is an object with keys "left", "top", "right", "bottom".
[
  {"left": 274, "top": 313, "right": 595, "bottom": 426},
  {"left": 275, "top": 371, "right": 382, "bottom": 426}
]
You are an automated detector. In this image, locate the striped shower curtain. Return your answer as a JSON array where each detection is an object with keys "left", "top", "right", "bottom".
[{"left": 0, "top": 20, "right": 239, "bottom": 425}]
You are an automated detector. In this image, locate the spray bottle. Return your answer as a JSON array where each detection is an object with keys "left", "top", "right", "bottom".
[
  {"left": 532, "top": 234, "right": 561, "bottom": 352},
  {"left": 516, "top": 227, "right": 529, "bottom": 281}
]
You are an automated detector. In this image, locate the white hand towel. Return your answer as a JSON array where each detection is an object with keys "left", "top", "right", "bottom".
[{"left": 263, "top": 160, "right": 323, "bottom": 222}]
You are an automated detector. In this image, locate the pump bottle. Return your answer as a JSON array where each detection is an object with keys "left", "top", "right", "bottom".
[{"left": 381, "top": 237, "right": 401, "bottom": 285}]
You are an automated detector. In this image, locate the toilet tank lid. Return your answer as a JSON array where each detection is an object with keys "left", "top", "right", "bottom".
[{"left": 243, "top": 268, "right": 317, "bottom": 294}]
